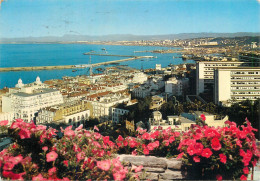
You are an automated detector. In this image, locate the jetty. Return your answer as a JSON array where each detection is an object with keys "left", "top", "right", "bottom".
[
  {"left": 83, "top": 53, "right": 136, "bottom": 57},
  {"left": 0, "top": 56, "right": 154, "bottom": 72},
  {"left": 134, "top": 49, "right": 184, "bottom": 53}
]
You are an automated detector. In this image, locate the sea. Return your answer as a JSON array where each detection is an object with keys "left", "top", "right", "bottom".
[{"left": 0, "top": 44, "right": 194, "bottom": 89}]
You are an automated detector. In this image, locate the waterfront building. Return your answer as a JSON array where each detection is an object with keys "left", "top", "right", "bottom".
[
  {"left": 214, "top": 67, "right": 260, "bottom": 106},
  {"left": 165, "top": 77, "right": 189, "bottom": 96},
  {"left": 37, "top": 100, "right": 90, "bottom": 127},
  {"left": 2, "top": 88, "right": 63, "bottom": 122}
]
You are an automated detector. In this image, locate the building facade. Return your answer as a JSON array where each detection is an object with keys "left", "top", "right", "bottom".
[
  {"left": 37, "top": 100, "right": 90, "bottom": 127},
  {"left": 2, "top": 88, "right": 63, "bottom": 122},
  {"left": 214, "top": 67, "right": 260, "bottom": 106}
]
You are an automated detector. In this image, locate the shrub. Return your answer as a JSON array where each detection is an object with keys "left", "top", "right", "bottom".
[
  {"left": 177, "top": 118, "right": 260, "bottom": 180},
  {"left": 0, "top": 120, "right": 139, "bottom": 180}
]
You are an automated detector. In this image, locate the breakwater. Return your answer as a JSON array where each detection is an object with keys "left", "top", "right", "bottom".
[
  {"left": 0, "top": 56, "right": 153, "bottom": 72},
  {"left": 83, "top": 52, "right": 137, "bottom": 57}
]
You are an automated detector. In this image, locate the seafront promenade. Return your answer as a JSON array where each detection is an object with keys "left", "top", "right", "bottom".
[{"left": 0, "top": 56, "right": 153, "bottom": 72}]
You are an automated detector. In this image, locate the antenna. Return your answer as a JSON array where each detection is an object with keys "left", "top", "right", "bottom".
[{"left": 89, "top": 55, "right": 93, "bottom": 76}]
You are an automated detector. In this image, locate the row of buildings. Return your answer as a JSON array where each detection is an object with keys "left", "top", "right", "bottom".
[
  {"left": 196, "top": 52, "right": 260, "bottom": 106},
  {"left": 0, "top": 52, "right": 259, "bottom": 131}
]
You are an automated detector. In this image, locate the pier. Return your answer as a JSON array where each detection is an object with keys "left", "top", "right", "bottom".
[
  {"left": 0, "top": 56, "right": 154, "bottom": 72},
  {"left": 83, "top": 53, "right": 136, "bottom": 57}
]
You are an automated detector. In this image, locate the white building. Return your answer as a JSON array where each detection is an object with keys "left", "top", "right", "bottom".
[
  {"left": 165, "top": 77, "right": 189, "bottom": 96},
  {"left": 86, "top": 92, "right": 131, "bottom": 122},
  {"left": 149, "top": 112, "right": 195, "bottom": 132},
  {"left": 182, "top": 111, "right": 228, "bottom": 128},
  {"left": 2, "top": 88, "right": 64, "bottom": 122},
  {"left": 214, "top": 67, "right": 260, "bottom": 106},
  {"left": 132, "top": 85, "right": 151, "bottom": 98},
  {"left": 196, "top": 61, "right": 244, "bottom": 94},
  {"left": 0, "top": 112, "right": 15, "bottom": 125},
  {"left": 110, "top": 107, "right": 129, "bottom": 123},
  {"left": 37, "top": 101, "right": 90, "bottom": 127},
  {"left": 132, "top": 72, "right": 148, "bottom": 84}
]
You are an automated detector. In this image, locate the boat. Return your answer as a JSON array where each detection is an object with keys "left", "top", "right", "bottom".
[
  {"left": 72, "top": 70, "right": 77, "bottom": 72},
  {"left": 96, "top": 68, "right": 105, "bottom": 72},
  {"left": 101, "top": 48, "right": 106, "bottom": 51}
]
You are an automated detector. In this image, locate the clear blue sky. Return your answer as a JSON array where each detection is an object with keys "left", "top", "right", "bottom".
[{"left": 0, "top": 0, "right": 259, "bottom": 38}]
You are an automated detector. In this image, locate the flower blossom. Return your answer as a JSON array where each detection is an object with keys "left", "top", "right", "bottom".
[
  {"left": 0, "top": 120, "right": 8, "bottom": 126},
  {"left": 46, "top": 151, "right": 58, "bottom": 162},
  {"left": 97, "top": 160, "right": 111, "bottom": 171},
  {"left": 201, "top": 148, "right": 213, "bottom": 158}
]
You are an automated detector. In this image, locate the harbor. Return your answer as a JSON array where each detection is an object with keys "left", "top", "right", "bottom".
[{"left": 0, "top": 56, "right": 155, "bottom": 72}]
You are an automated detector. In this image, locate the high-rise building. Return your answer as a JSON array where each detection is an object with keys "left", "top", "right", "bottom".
[
  {"left": 196, "top": 61, "right": 244, "bottom": 95},
  {"left": 214, "top": 67, "right": 260, "bottom": 106}
]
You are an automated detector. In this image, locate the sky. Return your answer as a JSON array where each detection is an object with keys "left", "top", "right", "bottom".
[{"left": 0, "top": 0, "right": 259, "bottom": 38}]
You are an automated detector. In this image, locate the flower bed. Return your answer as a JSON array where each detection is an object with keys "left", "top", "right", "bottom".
[{"left": 0, "top": 116, "right": 259, "bottom": 180}]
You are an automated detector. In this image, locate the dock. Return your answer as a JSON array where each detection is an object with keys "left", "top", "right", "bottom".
[
  {"left": 0, "top": 56, "right": 154, "bottom": 72},
  {"left": 83, "top": 53, "right": 136, "bottom": 57}
]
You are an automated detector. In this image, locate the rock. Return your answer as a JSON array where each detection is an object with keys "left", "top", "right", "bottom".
[
  {"left": 146, "top": 173, "right": 159, "bottom": 181},
  {"left": 164, "top": 158, "right": 182, "bottom": 170},
  {"left": 160, "top": 170, "right": 183, "bottom": 180},
  {"left": 118, "top": 155, "right": 167, "bottom": 169},
  {"left": 144, "top": 167, "right": 166, "bottom": 173}
]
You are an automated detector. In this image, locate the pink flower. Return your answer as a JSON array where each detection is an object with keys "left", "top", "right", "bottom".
[
  {"left": 211, "top": 137, "right": 222, "bottom": 151},
  {"left": 240, "top": 175, "right": 247, "bottom": 180},
  {"left": 32, "top": 173, "right": 46, "bottom": 181},
  {"left": 64, "top": 129, "right": 75, "bottom": 137},
  {"left": 94, "top": 125, "right": 99, "bottom": 131},
  {"left": 46, "top": 151, "right": 58, "bottom": 162},
  {"left": 169, "top": 136, "right": 175, "bottom": 143},
  {"left": 113, "top": 172, "right": 124, "bottom": 181},
  {"left": 187, "top": 145, "right": 195, "bottom": 156},
  {"left": 3, "top": 162, "right": 15, "bottom": 170},
  {"left": 219, "top": 154, "right": 227, "bottom": 164},
  {"left": 63, "top": 160, "right": 69, "bottom": 167},
  {"left": 194, "top": 143, "right": 204, "bottom": 155},
  {"left": 177, "top": 152, "right": 184, "bottom": 159},
  {"left": 18, "top": 128, "right": 31, "bottom": 139},
  {"left": 201, "top": 148, "right": 213, "bottom": 158},
  {"left": 143, "top": 149, "right": 149, "bottom": 155},
  {"left": 200, "top": 114, "right": 206, "bottom": 121},
  {"left": 48, "top": 167, "right": 57, "bottom": 176},
  {"left": 2, "top": 171, "right": 25, "bottom": 180},
  {"left": 117, "top": 135, "right": 124, "bottom": 142},
  {"left": 76, "top": 152, "right": 85, "bottom": 162},
  {"left": 10, "top": 155, "right": 23, "bottom": 165},
  {"left": 147, "top": 143, "right": 154, "bottom": 151},
  {"left": 135, "top": 165, "right": 143, "bottom": 172},
  {"left": 97, "top": 160, "right": 111, "bottom": 171},
  {"left": 193, "top": 156, "right": 200, "bottom": 163},
  {"left": 216, "top": 174, "right": 222, "bottom": 181},
  {"left": 0, "top": 120, "right": 8, "bottom": 126},
  {"left": 132, "top": 150, "right": 137, "bottom": 156},
  {"left": 142, "top": 132, "right": 150, "bottom": 140},
  {"left": 243, "top": 167, "right": 249, "bottom": 174},
  {"left": 42, "top": 146, "right": 48, "bottom": 152}
]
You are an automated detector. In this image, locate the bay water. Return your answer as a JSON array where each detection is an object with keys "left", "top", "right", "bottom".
[{"left": 0, "top": 44, "right": 194, "bottom": 89}]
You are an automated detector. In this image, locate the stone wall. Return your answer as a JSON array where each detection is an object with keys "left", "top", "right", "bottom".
[{"left": 118, "top": 154, "right": 187, "bottom": 180}]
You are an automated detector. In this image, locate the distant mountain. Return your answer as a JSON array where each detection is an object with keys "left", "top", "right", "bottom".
[{"left": 1, "top": 32, "right": 260, "bottom": 43}]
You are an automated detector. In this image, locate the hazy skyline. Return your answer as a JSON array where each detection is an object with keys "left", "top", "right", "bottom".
[{"left": 0, "top": 0, "right": 259, "bottom": 38}]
